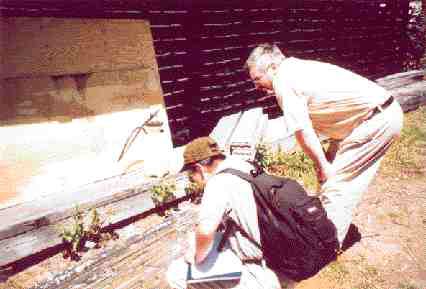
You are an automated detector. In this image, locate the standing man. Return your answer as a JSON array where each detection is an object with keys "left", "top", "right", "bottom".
[
  {"left": 166, "top": 137, "right": 294, "bottom": 289},
  {"left": 245, "top": 43, "right": 403, "bottom": 243}
]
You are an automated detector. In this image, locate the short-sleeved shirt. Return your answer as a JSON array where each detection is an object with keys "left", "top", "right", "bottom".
[
  {"left": 198, "top": 156, "right": 262, "bottom": 261},
  {"left": 272, "top": 57, "right": 391, "bottom": 140}
]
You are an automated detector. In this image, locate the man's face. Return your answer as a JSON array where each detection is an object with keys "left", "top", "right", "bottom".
[
  {"left": 249, "top": 65, "right": 273, "bottom": 92},
  {"left": 188, "top": 165, "right": 208, "bottom": 189}
]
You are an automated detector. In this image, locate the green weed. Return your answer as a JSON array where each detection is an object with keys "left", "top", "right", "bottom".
[
  {"left": 59, "top": 206, "right": 117, "bottom": 260},
  {"left": 184, "top": 179, "right": 204, "bottom": 204},
  {"left": 395, "top": 282, "right": 420, "bottom": 289},
  {"left": 150, "top": 178, "right": 176, "bottom": 206},
  {"left": 254, "top": 143, "right": 317, "bottom": 191},
  {"left": 60, "top": 206, "right": 85, "bottom": 260},
  {"left": 320, "top": 259, "right": 350, "bottom": 282},
  {"left": 381, "top": 106, "right": 426, "bottom": 178}
]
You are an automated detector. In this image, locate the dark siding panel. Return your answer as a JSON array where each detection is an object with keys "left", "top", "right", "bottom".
[{"left": 147, "top": 0, "right": 410, "bottom": 145}]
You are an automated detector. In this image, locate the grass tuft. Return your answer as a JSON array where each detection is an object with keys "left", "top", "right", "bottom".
[
  {"left": 395, "top": 282, "right": 420, "bottom": 289},
  {"left": 255, "top": 143, "right": 317, "bottom": 191},
  {"left": 380, "top": 106, "right": 426, "bottom": 178},
  {"left": 320, "top": 259, "right": 350, "bottom": 282}
]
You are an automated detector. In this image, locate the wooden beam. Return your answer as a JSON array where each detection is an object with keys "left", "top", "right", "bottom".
[
  {"left": 378, "top": 71, "right": 426, "bottom": 111},
  {"left": 0, "top": 169, "right": 161, "bottom": 267}
]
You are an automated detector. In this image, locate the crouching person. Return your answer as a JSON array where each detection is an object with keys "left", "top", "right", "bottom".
[{"left": 166, "top": 137, "right": 295, "bottom": 289}]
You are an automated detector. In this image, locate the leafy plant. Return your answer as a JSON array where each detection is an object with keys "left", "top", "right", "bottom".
[
  {"left": 85, "top": 208, "right": 118, "bottom": 248},
  {"left": 254, "top": 142, "right": 317, "bottom": 191},
  {"left": 60, "top": 206, "right": 86, "bottom": 260},
  {"left": 184, "top": 177, "right": 204, "bottom": 204},
  {"left": 59, "top": 206, "right": 117, "bottom": 260},
  {"left": 150, "top": 178, "right": 177, "bottom": 206}
]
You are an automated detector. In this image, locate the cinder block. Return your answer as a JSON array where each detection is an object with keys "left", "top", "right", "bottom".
[
  {"left": 2, "top": 17, "right": 156, "bottom": 78},
  {"left": 83, "top": 68, "right": 163, "bottom": 115},
  {"left": 2, "top": 77, "right": 55, "bottom": 121}
]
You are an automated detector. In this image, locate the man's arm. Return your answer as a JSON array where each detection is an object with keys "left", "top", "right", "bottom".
[
  {"left": 193, "top": 225, "right": 216, "bottom": 264},
  {"left": 272, "top": 74, "right": 334, "bottom": 185},
  {"left": 184, "top": 214, "right": 219, "bottom": 265},
  {"left": 188, "top": 177, "right": 227, "bottom": 264},
  {"left": 295, "top": 127, "right": 333, "bottom": 184}
]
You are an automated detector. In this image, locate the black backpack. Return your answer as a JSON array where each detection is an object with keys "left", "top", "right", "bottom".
[{"left": 220, "top": 168, "right": 339, "bottom": 282}]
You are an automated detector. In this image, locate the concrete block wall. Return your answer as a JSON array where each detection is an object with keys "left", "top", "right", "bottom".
[{"left": 0, "top": 17, "right": 173, "bottom": 206}]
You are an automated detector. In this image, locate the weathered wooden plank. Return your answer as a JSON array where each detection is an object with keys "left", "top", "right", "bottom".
[
  {"left": 388, "top": 81, "right": 426, "bottom": 113},
  {"left": 0, "top": 172, "right": 196, "bottom": 269},
  {"left": 376, "top": 70, "right": 426, "bottom": 89},
  {"left": 26, "top": 206, "right": 197, "bottom": 289},
  {"left": 0, "top": 169, "right": 163, "bottom": 267},
  {"left": 0, "top": 169, "right": 151, "bottom": 240}
]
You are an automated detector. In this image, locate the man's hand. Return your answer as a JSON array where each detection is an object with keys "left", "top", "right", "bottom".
[
  {"left": 325, "top": 140, "right": 340, "bottom": 163},
  {"left": 316, "top": 162, "right": 335, "bottom": 185},
  {"left": 295, "top": 129, "right": 335, "bottom": 189}
]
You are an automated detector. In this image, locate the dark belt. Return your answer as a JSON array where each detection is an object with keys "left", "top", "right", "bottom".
[
  {"left": 367, "top": 96, "right": 394, "bottom": 120},
  {"left": 242, "top": 258, "right": 263, "bottom": 265}
]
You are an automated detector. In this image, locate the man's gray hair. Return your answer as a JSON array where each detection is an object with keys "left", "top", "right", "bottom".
[{"left": 245, "top": 43, "right": 285, "bottom": 70}]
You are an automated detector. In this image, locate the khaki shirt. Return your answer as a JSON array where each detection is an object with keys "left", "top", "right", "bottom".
[{"left": 272, "top": 57, "right": 391, "bottom": 140}]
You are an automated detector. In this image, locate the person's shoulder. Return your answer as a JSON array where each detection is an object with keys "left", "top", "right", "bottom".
[
  {"left": 210, "top": 157, "right": 253, "bottom": 183},
  {"left": 219, "top": 156, "right": 254, "bottom": 173},
  {"left": 202, "top": 158, "right": 251, "bottom": 200},
  {"left": 276, "top": 57, "right": 305, "bottom": 82}
]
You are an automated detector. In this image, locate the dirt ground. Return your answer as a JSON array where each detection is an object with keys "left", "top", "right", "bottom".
[{"left": 296, "top": 174, "right": 426, "bottom": 289}]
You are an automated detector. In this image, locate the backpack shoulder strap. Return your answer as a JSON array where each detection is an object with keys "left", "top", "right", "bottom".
[
  {"left": 224, "top": 217, "right": 262, "bottom": 250},
  {"left": 219, "top": 168, "right": 283, "bottom": 190},
  {"left": 219, "top": 168, "right": 256, "bottom": 183},
  {"left": 218, "top": 168, "right": 263, "bottom": 250}
]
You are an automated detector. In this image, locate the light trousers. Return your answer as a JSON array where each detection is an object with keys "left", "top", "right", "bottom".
[{"left": 321, "top": 101, "right": 404, "bottom": 243}]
